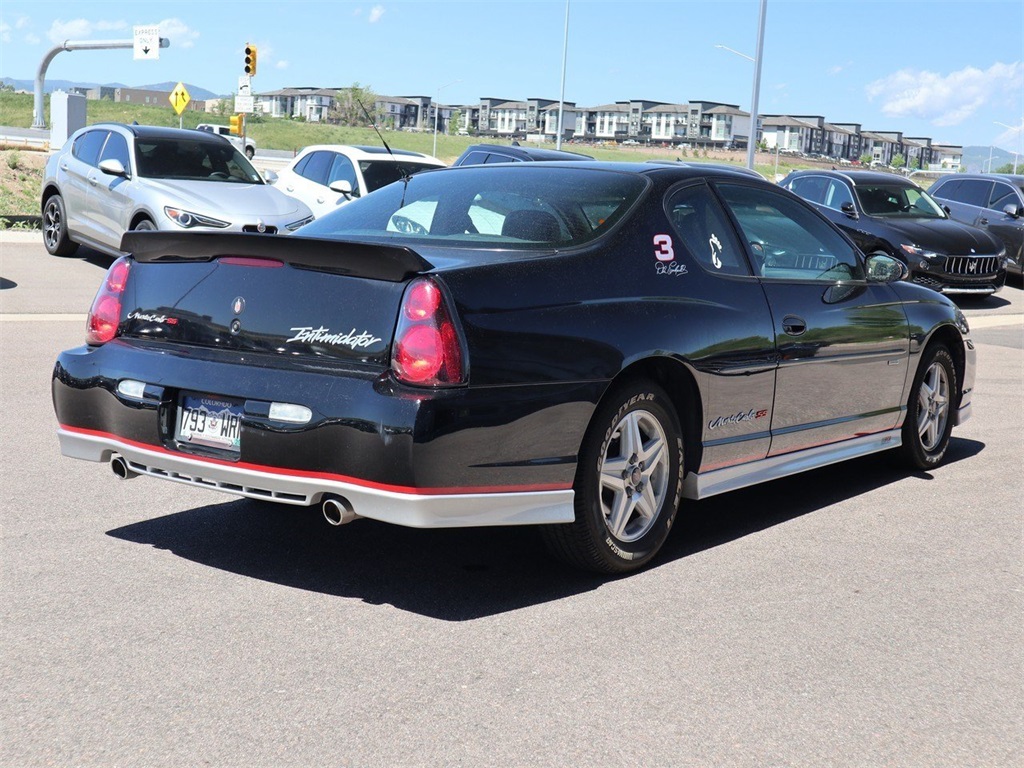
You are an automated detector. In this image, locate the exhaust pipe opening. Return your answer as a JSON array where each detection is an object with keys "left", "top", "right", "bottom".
[
  {"left": 322, "top": 495, "right": 358, "bottom": 526},
  {"left": 110, "top": 455, "right": 137, "bottom": 480}
]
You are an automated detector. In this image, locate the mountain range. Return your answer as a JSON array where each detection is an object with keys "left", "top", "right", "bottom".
[{"left": 1, "top": 77, "right": 221, "bottom": 101}]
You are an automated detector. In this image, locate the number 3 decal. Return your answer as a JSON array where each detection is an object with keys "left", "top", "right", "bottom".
[{"left": 654, "top": 234, "right": 674, "bottom": 262}]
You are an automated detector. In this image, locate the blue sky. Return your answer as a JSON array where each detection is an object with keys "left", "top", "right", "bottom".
[{"left": 1, "top": 0, "right": 1022, "bottom": 151}]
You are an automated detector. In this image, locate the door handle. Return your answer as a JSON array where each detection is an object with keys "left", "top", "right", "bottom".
[
  {"left": 88, "top": 175, "right": 98, "bottom": 186},
  {"left": 316, "top": 197, "right": 324, "bottom": 204},
  {"left": 782, "top": 315, "right": 807, "bottom": 336},
  {"left": 979, "top": 218, "right": 989, "bottom": 225},
  {"left": 286, "top": 186, "right": 294, "bottom": 192}
]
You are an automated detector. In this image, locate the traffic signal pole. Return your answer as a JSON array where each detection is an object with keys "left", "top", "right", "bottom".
[{"left": 32, "top": 37, "right": 170, "bottom": 129}]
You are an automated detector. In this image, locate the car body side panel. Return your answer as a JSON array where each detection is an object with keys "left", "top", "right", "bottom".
[{"left": 758, "top": 281, "right": 910, "bottom": 454}]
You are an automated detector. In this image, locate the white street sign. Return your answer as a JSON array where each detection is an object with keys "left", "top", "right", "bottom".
[
  {"left": 133, "top": 25, "right": 161, "bottom": 60},
  {"left": 235, "top": 95, "right": 255, "bottom": 114},
  {"left": 238, "top": 76, "right": 252, "bottom": 97}
]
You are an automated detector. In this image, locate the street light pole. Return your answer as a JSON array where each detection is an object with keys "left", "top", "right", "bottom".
[
  {"left": 746, "top": 0, "right": 768, "bottom": 171},
  {"left": 432, "top": 79, "right": 461, "bottom": 158},
  {"left": 555, "top": 0, "right": 570, "bottom": 150},
  {"left": 994, "top": 120, "right": 1022, "bottom": 174}
]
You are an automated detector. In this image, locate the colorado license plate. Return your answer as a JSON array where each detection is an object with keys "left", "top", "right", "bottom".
[{"left": 176, "top": 394, "right": 243, "bottom": 453}]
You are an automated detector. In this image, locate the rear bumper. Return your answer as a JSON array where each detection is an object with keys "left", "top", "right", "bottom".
[
  {"left": 53, "top": 339, "right": 595, "bottom": 527},
  {"left": 58, "top": 426, "right": 575, "bottom": 527}
]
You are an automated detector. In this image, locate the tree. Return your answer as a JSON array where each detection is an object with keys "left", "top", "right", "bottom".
[
  {"left": 909, "top": 156, "right": 920, "bottom": 170},
  {"left": 891, "top": 153, "right": 906, "bottom": 169},
  {"left": 328, "top": 82, "right": 382, "bottom": 127},
  {"left": 859, "top": 152, "right": 872, "bottom": 165},
  {"left": 448, "top": 109, "right": 462, "bottom": 135}
]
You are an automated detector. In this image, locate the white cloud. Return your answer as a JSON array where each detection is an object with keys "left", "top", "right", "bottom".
[
  {"left": 866, "top": 62, "right": 1024, "bottom": 126},
  {"left": 25, "top": 32, "right": 40, "bottom": 44},
  {"left": 156, "top": 18, "right": 199, "bottom": 49},
  {"left": 15, "top": 15, "right": 30, "bottom": 30},
  {"left": 276, "top": 60, "right": 289, "bottom": 70},
  {"left": 0, "top": 20, "right": 11, "bottom": 44},
  {"left": 48, "top": 18, "right": 128, "bottom": 43},
  {"left": 368, "top": 5, "right": 385, "bottom": 23}
]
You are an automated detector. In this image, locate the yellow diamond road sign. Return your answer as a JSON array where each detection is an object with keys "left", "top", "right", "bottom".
[{"left": 169, "top": 82, "right": 191, "bottom": 115}]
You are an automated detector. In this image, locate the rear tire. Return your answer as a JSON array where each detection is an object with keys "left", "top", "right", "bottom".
[
  {"left": 899, "top": 344, "right": 956, "bottom": 469},
  {"left": 541, "top": 381, "right": 683, "bottom": 574},
  {"left": 42, "top": 194, "right": 78, "bottom": 257}
]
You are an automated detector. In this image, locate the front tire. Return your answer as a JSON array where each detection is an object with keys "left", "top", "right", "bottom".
[
  {"left": 42, "top": 194, "right": 78, "bottom": 256},
  {"left": 542, "top": 381, "right": 683, "bottom": 574},
  {"left": 899, "top": 344, "right": 956, "bottom": 469},
  {"left": 132, "top": 218, "right": 157, "bottom": 231}
]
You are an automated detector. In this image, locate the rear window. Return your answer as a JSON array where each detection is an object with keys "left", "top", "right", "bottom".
[
  {"left": 299, "top": 166, "right": 647, "bottom": 249},
  {"left": 359, "top": 160, "right": 441, "bottom": 193}
]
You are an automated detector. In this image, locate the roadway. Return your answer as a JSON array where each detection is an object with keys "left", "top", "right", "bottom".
[{"left": 1, "top": 231, "right": 1021, "bottom": 767}]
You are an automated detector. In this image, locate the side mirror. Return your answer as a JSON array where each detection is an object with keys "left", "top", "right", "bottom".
[
  {"left": 865, "top": 252, "right": 908, "bottom": 284},
  {"left": 840, "top": 201, "right": 857, "bottom": 218},
  {"left": 1003, "top": 203, "right": 1021, "bottom": 219},
  {"left": 98, "top": 158, "right": 128, "bottom": 178},
  {"left": 329, "top": 179, "right": 357, "bottom": 199},
  {"left": 263, "top": 169, "right": 279, "bottom": 184}
]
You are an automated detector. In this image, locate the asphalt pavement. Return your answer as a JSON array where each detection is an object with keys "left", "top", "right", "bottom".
[{"left": 1, "top": 232, "right": 1021, "bottom": 767}]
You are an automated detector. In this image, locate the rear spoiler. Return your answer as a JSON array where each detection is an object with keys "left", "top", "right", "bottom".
[{"left": 120, "top": 231, "right": 433, "bottom": 283}]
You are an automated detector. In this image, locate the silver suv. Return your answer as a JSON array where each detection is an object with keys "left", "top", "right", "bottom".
[{"left": 41, "top": 123, "right": 312, "bottom": 258}]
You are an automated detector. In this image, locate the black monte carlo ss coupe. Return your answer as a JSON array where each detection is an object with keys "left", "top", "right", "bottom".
[{"left": 53, "top": 162, "right": 976, "bottom": 573}]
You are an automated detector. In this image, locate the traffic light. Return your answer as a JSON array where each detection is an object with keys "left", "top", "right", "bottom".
[
  {"left": 229, "top": 114, "right": 244, "bottom": 136},
  {"left": 244, "top": 43, "right": 257, "bottom": 76}
]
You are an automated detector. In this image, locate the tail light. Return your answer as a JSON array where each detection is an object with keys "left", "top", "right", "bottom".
[
  {"left": 391, "top": 278, "right": 466, "bottom": 387},
  {"left": 86, "top": 257, "right": 131, "bottom": 345}
]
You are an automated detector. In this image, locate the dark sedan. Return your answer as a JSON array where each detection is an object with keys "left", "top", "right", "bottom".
[
  {"left": 53, "top": 163, "right": 975, "bottom": 574},
  {"left": 781, "top": 169, "right": 1006, "bottom": 295}
]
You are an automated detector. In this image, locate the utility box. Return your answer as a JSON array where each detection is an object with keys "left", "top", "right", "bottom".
[{"left": 50, "top": 91, "right": 87, "bottom": 147}]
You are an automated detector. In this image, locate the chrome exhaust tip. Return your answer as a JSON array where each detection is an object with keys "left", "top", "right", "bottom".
[
  {"left": 110, "top": 455, "right": 137, "bottom": 480},
  {"left": 322, "top": 496, "right": 358, "bottom": 526}
]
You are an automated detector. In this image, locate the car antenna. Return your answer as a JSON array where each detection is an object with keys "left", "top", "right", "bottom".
[{"left": 357, "top": 98, "right": 410, "bottom": 206}]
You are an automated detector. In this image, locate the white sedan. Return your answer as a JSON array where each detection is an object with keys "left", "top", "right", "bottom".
[{"left": 273, "top": 145, "right": 445, "bottom": 218}]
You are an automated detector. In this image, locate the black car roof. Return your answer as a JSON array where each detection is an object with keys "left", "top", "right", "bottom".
[
  {"left": 936, "top": 173, "right": 1024, "bottom": 184},
  {"left": 91, "top": 123, "right": 227, "bottom": 143},
  {"left": 457, "top": 143, "right": 594, "bottom": 162},
  {"left": 786, "top": 168, "right": 917, "bottom": 187}
]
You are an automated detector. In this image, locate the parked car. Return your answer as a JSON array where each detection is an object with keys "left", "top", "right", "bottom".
[
  {"left": 452, "top": 143, "right": 594, "bottom": 166},
  {"left": 645, "top": 159, "right": 766, "bottom": 180},
  {"left": 928, "top": 173, "right": 1024, "bottom": 277},
  {"left": 780, "top": 169, "right": 1006, "bottom": 295},
  {"left": 53, "top": 162, "right": 975, "bottom": 574},
  {"left": 196, "top": 122, "right": 256, "bottom": 159},
  {"left": 273, "top": 145, "right": 444, "bottom": 219},
  {"left": 41, "top": 124, "right": 314, "bottom": 258}
]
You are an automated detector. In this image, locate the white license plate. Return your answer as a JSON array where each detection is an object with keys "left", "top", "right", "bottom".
[{"left": 176, "top": 394, "right": 243, "bottom": 452}]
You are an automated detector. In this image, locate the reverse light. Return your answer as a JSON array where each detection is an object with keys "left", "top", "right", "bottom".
[
  {"left": 391, "top": 277, "right": 466, "bottom": 387},
  {"left": 86, "top": 257, "right": 131, "bottom": 345},
  {"left": 164, "top": 206, "right": 230, "bottom": 229}
]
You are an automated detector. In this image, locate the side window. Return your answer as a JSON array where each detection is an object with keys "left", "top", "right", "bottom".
[
  {"left": 666, "top": 184, "right": 750, "bottom": 276},
  {"left": 484, "top": 152, "right": 518, "bottom": 164},
  {"left": 957, "top": 179, "right": 994, "bottom": 207},
  {"left": 716, "top": 183, "right": 864, "bottom": 282},
  {"left": 72, "top": 130, "right": 108, "bottom": 167},
  {"left": 787, "top": 176, "right": 829, "bottom": 205},
  {"left": 931, "top": 178, "right": 960, "bottom": 199},
  {"left": 299, "top": 151, "right": 332, "bottom": 185},
  {"left": 98, "top": 132, "right": 131, "bottom": 172},
  {"left": 822, "top": 180, "right": 854, "bottom": 212},
  {"left": 292, "top": 153, "right": 312, "bottom": 176},
  {"left": 327, "top": 153, "right": 358, "bottom": 190},
  {"left": 457, "top": 151, "right": 490, "bottom": 166},
  {"left": 988, "top": 182, "right": 1018, "bottom": 211}
]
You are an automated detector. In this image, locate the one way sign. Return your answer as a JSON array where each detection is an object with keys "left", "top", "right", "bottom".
[{"left": 134, "top": 25, "right": 161, "bottom": 60}]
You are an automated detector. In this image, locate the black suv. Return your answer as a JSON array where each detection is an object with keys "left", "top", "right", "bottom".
[
  {"left": 928, "top": 173, "right": 1024, "bottom": 277},
  {"left": 453, "top": 143, "right": 594, "bottom": 166},
  {"left": 780, "top": 170, "right": 1006, "bottom": 295}
]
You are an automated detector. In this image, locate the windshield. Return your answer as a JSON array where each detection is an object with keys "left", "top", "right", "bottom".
[
  {"left": 855, "top": 183, "right": 945, "bottom": 219},
  {"left": 360, "top": 161, "right": 441, "bottom": 193},
  {"left": 135, "top": 138, "right": 263, "bottom": 184},
  {"left": 299, "top": 165, "right": 648, "bottom": 248}
]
